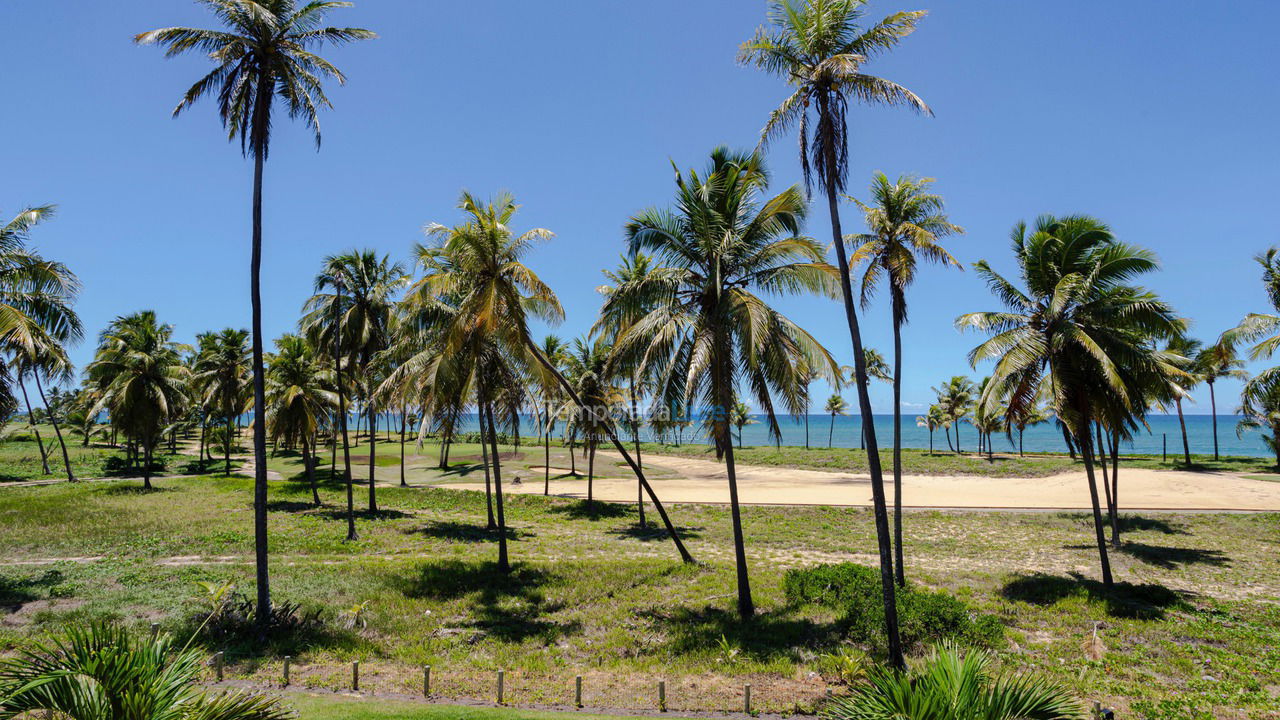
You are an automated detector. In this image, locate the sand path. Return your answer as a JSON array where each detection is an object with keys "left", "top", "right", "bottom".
[{"left": 451, "top": 451, "right": 1280, "bottom": 511}]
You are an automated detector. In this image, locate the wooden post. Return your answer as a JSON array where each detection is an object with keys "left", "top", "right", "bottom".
[
  {"left": 214, "top": 652, "right": 224, "bottom": 682},
  {"left": 352, "top": 661, "right": 359, "bottom": 691},
  {"left": 658, "top": 680, "right": 666, "bottom": 712},
  {"left": 149, "top": 623, "right": 159, "bottom": 640},
  {"left": 575, "top": 675, "right": 583, "bottom": 708},
  {"left": 497, "top": 670, "right": 505, "bottom": 704},
  {"left": 744, "top": 684, "right": 752, "bottom": 714},
  {"left": 423, "top": 665, "right": 431, "bottom": 697},
  {"left": 283, "top": 656, "right": 291, "bottom": 686}
]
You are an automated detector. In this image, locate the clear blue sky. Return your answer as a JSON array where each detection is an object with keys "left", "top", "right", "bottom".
[{"left": 4, "top": 1, "right": 1278, "bottom": 414}]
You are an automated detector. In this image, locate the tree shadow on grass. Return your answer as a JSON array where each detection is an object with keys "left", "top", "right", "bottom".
[
  {"left": 94, "top": 484, "right": 175, "bottom": 496},
  {"left": 391, "top": 559, "right": 575, "bottom": 644},
  {"left": 607, "top": 523, "right": 704, "bottom": 542},
  {"left": 548, "top": 499, "right": 633, "bottom": 521},
  {"left": 1112, "top": 515, "right": 1190, "bottom": 535},
  {"left": 1000, "top": 572, "right": 1191, "bottom": 619},
  {"left": 1117, "top": 542, "right": 1230, "bottom": 570},
  {"left": 265, "top": 499, "right": 323, "bottom": 513},
  {"left": 317, "top": 507, "right": 414, "bottom": 522},
  {"left": 405, "top": 520, "right": 527, "bottom": 543},
  {"left": 0, "top": 570, "right": 65, "bottom": 610},
  {"left": 642, "top": 604, "right": 841, "bottom": 663}
]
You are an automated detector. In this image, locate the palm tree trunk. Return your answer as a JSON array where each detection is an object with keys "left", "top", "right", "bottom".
[
  {"left": 1175, "top": 397, "right": 1191, "bottom": 466},
  {"left": 1097, "top": 422, "right": 1113, "bottom": 517},
  {"left": 528, "top": 343, "right": 694, "bottom": 563},
  {"left": 544, "top": 403, "right": 551, "bottom": 495},
  {"left": 400, "top": 405, "right": 408, "bottom": 487},
  {"left": 1019, "top": 427, "right": 1024, "bottom": 456},
  {"left": 1109, "top": 431, "right": 1121, "bottom": 547},
  {"left": 367, "top": 403, "right": 378, "bottom": 512},
  {"left": 891, "top": 312, "right": 905, "bottom": 587},
  {"left": 944, "top": 425, "right": 954, "bottom": 452},
  {"left": 224, "top": 415, "right": 233, "bottom": 476},
  {"left": 828, "top": 412, "right": 835, "bottom": 448},
  {"left": 587, "top": 437, "right": 595, "bottom": 504},
  {"left": 804, "top": 411, "right": 809, "bottom": 450},
  {"left": 248, "top": 97, "right": 274, "bottom": 631},
  {"left": 1077, "top": 427, "right": 1113, "bottom": 588},
  {"left": 18, "top": 378, "right": 50, "bottom": 475},
  {"left": 816, "top": 106, "right": 902, "bottom": 668},
  {"left": 479, "top": 403, "right": 496, "bottom": 530},
  {"left": 1208, "top": 379, "right": 1220, "bottom": 461},
  {"left": 928, "top": 428, "right": 933, "bottom": 454},
  {"left": 631, "top": 377, "right": 646, "bottom": 527},
  {"left": 304, "top": 436, "right": 320, "bottom": 506},
  {"left": 34, "top": 373, "right": 75, "bottom": 482},
  {"left": 485, "top": 400, "right": 510, "bottom": 573},
  {"left": 143, "top": 437, "right": 153, "bottom": 491},
  {"left": 333, "top": 286, "right": 357, "bottom": 542}
]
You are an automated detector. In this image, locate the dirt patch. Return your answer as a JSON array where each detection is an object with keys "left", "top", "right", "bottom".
[
  {"left": 450, "top": 452, "right": 529, "bottom": 463},
  {"left": 1, "top": 598, "right": 85, "bottom": 627}
]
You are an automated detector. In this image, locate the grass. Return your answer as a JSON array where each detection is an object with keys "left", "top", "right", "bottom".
[
  {"left": 1, "top": 469, "right": 1278, "bottom": 719},
  {"left": 0, "top": 425, "right": 210, "bottom": 483}
]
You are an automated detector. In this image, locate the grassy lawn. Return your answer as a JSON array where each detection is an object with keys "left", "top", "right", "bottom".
[
  {"left": 1, "top": 472, "right": 1278, "bottom": 719},
  {"left": 0, "top": 424, "right": 213, "bottom": 483}
]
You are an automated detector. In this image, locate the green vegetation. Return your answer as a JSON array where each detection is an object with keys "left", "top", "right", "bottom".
[
  {"left": 1, "top": 477, "right": 1277, "bottom": 717},
  {"left": 288, "top": 695, "right": 683, "bottom": 720}
]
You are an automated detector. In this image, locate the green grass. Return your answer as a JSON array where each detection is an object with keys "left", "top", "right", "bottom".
[
  {"left": 1, "top": 473, "right": 1278, "bottom": 718},
  {"left": 288, "top": 694, "right": 691, "bottom": 720},
  {"left": 0, "top": 425, "right": 206, "bottom": 483}
]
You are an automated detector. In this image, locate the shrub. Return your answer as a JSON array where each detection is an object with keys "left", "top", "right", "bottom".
[
  {"left": 199, "top": 590, "right": 324, "bottom": 646},
  {"left": 784, "top": 563, "right": 1003, "bottom": 652},
  {"left": 102, "top": 455, "right": 167, "bottom": 475}
]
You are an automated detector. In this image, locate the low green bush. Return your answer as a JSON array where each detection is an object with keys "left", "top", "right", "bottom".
[
  {"left": 784, "top": 563, "right": 1003, "bottom": 652},
  {"left": 102, "top": 455, "right": 167, "bottom": 475}
]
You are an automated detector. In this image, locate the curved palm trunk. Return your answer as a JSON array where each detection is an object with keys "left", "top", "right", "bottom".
[
  {"left": 891, "top": 312, "right": 905, "bottom": 587},
  {"left": 632, "top": 377, "right": 646, "bottom": 527},
  {"left": 400, "top": 405, "right": 408, "bottom": 487},
  {"left": 1208, "top": 379, "right": 1220, "bottom": 461},
  {"left": 485, "top": 401, "right": 510, "bottom": 573},
  {"left": 587, "top": 437, "right": 595, "bottom": 504},
  {"left": 1109, "top": 431, "right": 1121, "bottom": 547},
  {"left": 714, "top": 343, "right": 754, "bottom": 619},
  {"left": 944, "top": 425, "right": 954, "bottom": 452},
  {"left": 816, "top": 101, "right": 903, "bottom": 668},
  {"left": 34, "top": 373, "right": 75, "bottom": 482},
  {"left": 18, "top": 378, "right": 50, "bottom": 475},
  {"left": 1175, "top": 398, "right": 1191, "bottom": 466},
  {"left": 1077, "top": 426, "right": 1114, "bottom": 588},
  {"left": 367, "top": 404, "right": 378, "bottom": 512},
  {"left": 479, "top": 404, "right": 496, "bottom": 530},
  {"left": 528, "top": 343, "right": 694, "bottom": 563},
  {"left": 1096, "top": 422, "right": 1113, "bottom": 518}
]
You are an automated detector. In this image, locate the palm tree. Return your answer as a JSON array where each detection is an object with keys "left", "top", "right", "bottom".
[
  {"left": 301, "top": 251, "right": 406, "bottom": 513},
  {"left": 85, "top": 312, "right": 190, "bottom": 490},
  {"left": 137, "top": 0, "right": 375, "bottom": 629},
  {"left": 1164, "top": 335, "right": 1202, "bottom": 467},
  {"left": 266, "top": 334, "right": 335, "bottom": 505},
  {"left": 193, "top": 328, "right": 251, "bottom": 476},
  {"left": 603, "top": 148, "right": 837, "bottom": 618},
  {"left": 915, "top": 403, "right": 948, "bottom": 454},
  {"left": 563, "top": 337, "right": 620, "bottom": 504},
  {"left": 0, "top": 623, "right": 289, "bottom": 720},
  {"left": 957, "top": 215, "right": 1182, "bottom": 589},
  {"left": 731, "top": 401, "right": 759, "bottom": 448},
  {"left": 932, "top": 376, "right": 975, "bottom": 453},
  {"left": 844, "top": 348, "right": 891, "bottom": 450},
  {"left": 13, "top": 337, "right": 77, "bottom": 481},
  {"left": 848, "top": 171, "right": 961, "bottom": 586},
  {"left": 1194, "top": 342, "right": 1246, "bottom": 461},
  {"left": 742, "top": 1, "right": 930, "bottom": 666},
  {"left": 529, "top": 335, "right": 569, "bottom": 494},
  {"left": 1238, "top": 368, "right": 1280, "bottom": 467},
  {"left": 822, "top": 643, "right": 1083, "bottom": 720},
  {"left": 825, "top": 394, "right": 848, "bottom": 447},
  {"left": 1009, "top": 401, "right": 1051, "bottom": 457}
]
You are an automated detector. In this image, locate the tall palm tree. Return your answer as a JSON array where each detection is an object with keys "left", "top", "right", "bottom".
[
  {"left": 0, "top": 623, "right": 289, "bottom": 720},
  {"left": 534, "top": 335, "right": 570, "bottom": 494},
  {"left": 85, "top": 312, "right": 190, "bottom": 490},
  {"left": 137, "top": 0, "right": 374, "bottom": 627},
  {"left": 1164, "top": 335, "right": 1202, "bottom": 467},
  {"left": 915, "top": 403, "right": 948, "bottom": 454},
  {"left": 602, "top": 148, "right": 837, "bottom": 618},
  {"left": 842, "top": 348, "right": 891, "bottom": 450},
  {"left": 301, "top": 251, "right": 406, "bottom": 512},
  {"left": 1193, "top": 342, "right": 1246, "bottom": 461},
  {"left": 825, "top": 393, "right": 848, "bottom": 447},
  {"left": 562, "top": 337, "right": 620, "bottom": 504},
  {"left": 266, "top": 334, "right": 335, "bottom": 505},
  {"left": 848, "top": 172, "right": 961, "bottom": 586},
  {"left": 13, "top": 336, "right": 77, "bottom": 481},
  {"left": 193, "top": 328, "right": 251, "bottom": 476},
  {"left": 957, "top": 215, "right": 1182, "bottom": 589},
  {"left": 932, "top": 376, "right": 975, "bottom": 453},
  {"left": 742, "top": 1, "right": 930, "bottom": 666},
  {"left": 1238, "top": 368, "right": 1280, "bottom": 467}
]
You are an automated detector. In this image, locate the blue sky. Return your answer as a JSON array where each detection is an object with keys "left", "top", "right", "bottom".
[{"left": 3, "top": 1, "right": 1278, "bottom": 414}]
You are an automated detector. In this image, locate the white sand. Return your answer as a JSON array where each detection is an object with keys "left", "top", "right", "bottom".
[{"left": 449, "top": 451, "right": 1280, "bottom": 511}]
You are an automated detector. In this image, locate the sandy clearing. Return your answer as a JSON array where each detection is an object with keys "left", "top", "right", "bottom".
[{"left": 447, "top": 450, "right": 1280, "bottom": 511}]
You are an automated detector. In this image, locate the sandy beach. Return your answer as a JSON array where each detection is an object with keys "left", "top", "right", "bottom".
[{"left": 451, "top": 450, "right": 1280, "bottom": 511}]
